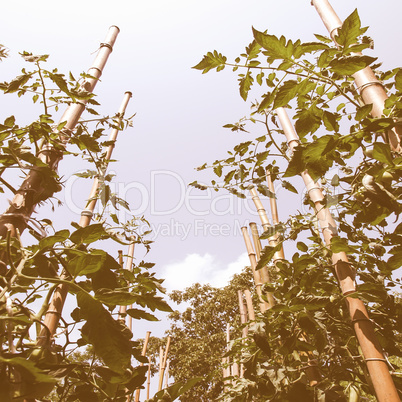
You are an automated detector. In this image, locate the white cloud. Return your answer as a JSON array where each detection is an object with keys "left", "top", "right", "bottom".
[{"left": 161, "top": 252, "right": 249, "bottom": 292}]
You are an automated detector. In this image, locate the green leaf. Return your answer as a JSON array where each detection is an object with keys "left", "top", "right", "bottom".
[
  {"left": 297, "top": 242, "right": 308, "bottom": 252},
  {"left": 77, "top": 292, "right": 132, "bottom": 374},
  {"left": 39, "top": 229, "right": 70, "bottom": 250},
  {"left": 282, "top": 180, "right": 298, "bottom": 194},
  {"left": 252, "top": 28, "right": 290, "bottom": 60},
  {"left": 47, "top": 72, "right": 70, "bottom": 95},
  {"left": 245, "top": 40, "right": 261, "bottom": 59},
  {"left": 239, "top": 71, "right": 253, "bottom": 101},
  {"left": 95, "top": 289, "right": 139, "bottom": 306},
  {"left": 256, "top": 244, "right": 282, "bottom": 271},
  {"left": 126, "top": 308, "right": 159, "bottom": 322},
  {"left": 330, "top": 237, "right": 357, "bottom": 254},
  {"left": 192, "top": 50, "right": 227, "bottom": 73},
  {"left": 256, "top": 185, "right": 276, "bottom": 199},
  {"left": 387, "top": 246, "right": 402, "bottom": 270},
  {"left": 273, "top": 80, "right": 298, "bottom": 109},
  {"left": 213, "top": 165, "right": 222, "bottom": 177},
  {"left": 335, "top": 9, "right": 367, "bottom": 49},
  {"left": 395, "top": 69, "right": 402, "bottom": 92},
  {"left": 5, "top": 73, "right": 32, "bottom": 93},
  {"left": 136, "top": 295, "right": 173, "bottom": 313},
  {"left": 70, "top": 223, "right": 108, "bottom": 244},
  {"left": 260, "top": 223, "right": 285, "bottom": 240},
  {"left": 257, "top": 92, "right": 274, "bottom": 112},
  {"left": 69, "top": 250, "right": 107, "bottom": 276},
  {"left": 323, "top": 111, "right": 339, "bottom": 132},
  {"left": 372, "top": 142, "right": 393, "bottom": 164},
  {"left": 355, "top": 104, "right": 373, "bottom": 121},
  {"left": 295, "top": 106, "right": 322, "bottom": 138},
  {"left": 4, "top": 116, "right": 15, "bottom": 127},
  {"left": 329, "top": 55, "right": 377, "bottom": 75},
  {"left": 314, "top": 34, "right": 332, "bottom": 43},
  {"left": 293, "top": 42, "right": 329, "bottom": 59}
]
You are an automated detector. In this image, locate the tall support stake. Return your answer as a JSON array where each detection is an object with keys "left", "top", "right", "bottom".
[
  {"left": 0, "top": 26, "right": 120, "bottom": 240},
  {"left": 37, "top": 92, "right": 132, "bottom": 347},
  {"left": 276, "top": 106, "right": 399, "bottom": 402},
  {"left": 238, "top": 290, "right": 248, "bottom": 378},
  {"left": 241, "top": 227, "right": 270, "bottom": 312},
  {"left": 265, "top": 170, "right": 320, "bottom": 386},
  {"left": 249, "top": 188, "right": 285, "bottom": 261},
  {"left": 249, "top": 222, "right": 275, "bottom": 308},
  {"left": 158, "top": 336, "right": 171, "bottom": 391},
  {"left": 118, "top": 239, "right": 135, "bottom": 320},
  {"left": 134, "top": 331, "right": 151, "bottom": 402},
  {"left": 243, "top": 289, "right": 255, "bottom": 321},
  {"left": 311, "top": 0, "right": 401, "bottom": 153},
  {"left": 164, "top": 359, "right": 170, "bottom": 389},
  {"left": 146, "top": 356, "right": 151, "bottom": 400}
]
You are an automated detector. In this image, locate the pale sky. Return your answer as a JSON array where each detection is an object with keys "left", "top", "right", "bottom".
[{"left": 1, "top": 1, "right": 401, "bottom": 396}]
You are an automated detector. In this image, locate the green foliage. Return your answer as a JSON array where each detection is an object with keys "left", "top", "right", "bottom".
[
  {"left": 192, "top": 6, "right": 402, "bottom": 401},
  {"left": 0, "top": 49, "right": 169, "bottom": 400}
]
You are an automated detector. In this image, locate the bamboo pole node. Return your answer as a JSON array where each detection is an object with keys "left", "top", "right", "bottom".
[
  {"left": 44, "top": 310, "right": 62, "bottom": 316},
  {"left": 88, "top": 66, "right": 102, "bottom": 74},
  {"left": 80, "top": 210, "right": 93, "bottom": 217},
  {"left": 365, "top": 358, "right": 387, "bottom": 363}
]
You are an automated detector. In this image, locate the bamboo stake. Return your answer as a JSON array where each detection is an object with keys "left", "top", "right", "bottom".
[
  {"left": 146, "top": 356, "right": 151, "bottom": 400},
  {"left": 238, "top": 290, "right": 248, "bottom": 338},
  {"left": 0, "top": 26, "right": 120, "bottom": 240},
  {"left": 249, "top": 222, "right": 272, "bottom": 284},
  {"left": 37, "top": 92, "right": 132, "bottom": 347},
  {"left": 266, "top": 173, "right": 279, "bottom": 225},
  {"left": 237, "top": 290, "right": 247, "bottom": 378},
  {"left": 241, "top": 227, "right": 270, "bottom": 312},
  {"left": 158, "top": 336, "right": 171, "bottom": 391},
  {"left": 243, "top": 289, "right": 255, "bottom": 321},
  {"left": 118, "top": 250, "right": 125, "bottom": 321},
  {"left": 79, "top": 91, "right": 132, "bottom": 228},
  {"left": 118, "top": 240, "right": 135, "bottom": 320},
  {"left": 134, "top": 331, "right": 151, "bottom": 402},
  {"left": 164, "top": 359, "right": 170, "bottom": 389},
  {"left": 276, "top": 106, "right": 399, "bottom": 402},
  {"left": 311, "top": 0, "right": 401, "bottom": 153},
  {"left": 249, "top": 222, "right": 275, "bottom": 308},
  {"left": 249, "top": 188, "right": 285, "bottom": 261},
  {"left": 225, "top": 323, "right": 234, "bottom": 381},
  {"left": 265, "top": 168, "right": 320, "bottom": 387},
  {"left": 158, "top": 346, "right": 163, "bottom": 390}
]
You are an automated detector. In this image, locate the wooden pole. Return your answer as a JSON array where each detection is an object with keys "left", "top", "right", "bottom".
[
  {"left": 118, "top": 240, "right": 135, "bottom": 320},
  {"left": 0, "top": 26, "right": 120, "bottom": 240},
  {"left": 79, "top": 91, "right": 132, "bottom": 228},
  {"left": 134, "top": 331, "right": 151, "bottom": 402},
  {"left": 241, "top": 227, "right": 270, "bottom": 312},
  {"left": 265, "top": 167, "right": 320, "bottom": 387},
  {"left": 146, "top": 356, "right": 151, "bottom": 400},
  {"left": 164, "top": 359, "right": 170, "bottom": 389},
  {"left": 158, "top": 337, "right": 171, "bottom": 391},
  {"left": 311, "top": 0, "right": 401, "bottom": 153},
  {"left": 249, "top": 222, "right": 275, "bottom": 308},
  {"left": 243, "top": 289, "right": 255, "bottom": 321},
  {"left": 237, "top": 290, "right": 247, "bottom": 378},
  {"left": 37, "top": 92, "right": 132, "bottom": 348},
  {"left": 249, "top": 187, "right": 285, "bottom": 261},
  {"left": 276, "top": 106, "right": 399, "bottom": 402}
]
